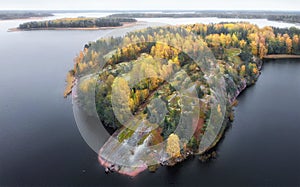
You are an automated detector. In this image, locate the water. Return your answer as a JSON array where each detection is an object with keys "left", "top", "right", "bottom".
[
  {"left": 212, "top": 60, "right": 300, "bottom": 186},
  {"left": 0, "top": 14, "right": 300, "bottom": 186},
  {"left": 136, "top": 17, "right": 300, "bottom": 28}
]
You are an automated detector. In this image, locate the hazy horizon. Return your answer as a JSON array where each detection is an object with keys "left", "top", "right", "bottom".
[
  {"left": 1, "top": 10, "right": 300, "bottom": 12},
  {"left": 1, "top": 0, "right": 300, "bottom": 11}
]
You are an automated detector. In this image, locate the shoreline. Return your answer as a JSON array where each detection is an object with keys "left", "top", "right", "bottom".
[
  {"left": 0, "top": 17, "right": 47, "bottom": 22},
  {"left": 263, "top": 54, "right": 300, "bottom": 60},
  {"left": 64, "top": 71, "right": 75, "bottom": 98},
  {"left": 201, "top": 56, "right": 263, "bottom": 151},
  {"left": 8, "top": 21, "right": 141, "bottom": 32},
  {"left": 0, "top": 15, "right": 53, "bottom": 22}
]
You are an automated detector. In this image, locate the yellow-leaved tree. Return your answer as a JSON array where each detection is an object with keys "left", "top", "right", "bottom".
[
  {"left": 240, "top": 65, "right": 246, "bottom": 77},
  {"left": 166, "top": 133, "right": 181, "bottom": 158}
]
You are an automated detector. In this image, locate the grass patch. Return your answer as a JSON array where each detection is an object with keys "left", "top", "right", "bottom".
[
  {"left": 225, "top": 48, "right": 241, "bottom": 58},
  {"left": 118, "top": 127, "right": 135, "bottom": 142}
]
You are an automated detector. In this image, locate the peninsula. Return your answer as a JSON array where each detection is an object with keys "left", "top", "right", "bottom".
[{"left": 65, "top": 22, "right": 300, "bottom": 177}]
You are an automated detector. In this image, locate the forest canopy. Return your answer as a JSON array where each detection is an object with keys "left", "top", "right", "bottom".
[
  {"left": 0, "top": 11, "right": 53, "bottom": 20},
  {"left": 18, "top": 17, "right": 137, "bottom": 29},
  {"left": 69, "top": 22, "right": 300, "bottom": 171},
  {"left": 108, "top": 11, "right": 300, "bottom": 24}
]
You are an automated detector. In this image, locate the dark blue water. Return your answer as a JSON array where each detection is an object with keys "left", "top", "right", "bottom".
[{"left": 0, "top": 18, "right": 300, "bottom": 186}]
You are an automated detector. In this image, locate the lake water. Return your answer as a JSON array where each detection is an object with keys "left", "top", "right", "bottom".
[{"left": 0, "top": 13, "right": 299, "bottom": 186}]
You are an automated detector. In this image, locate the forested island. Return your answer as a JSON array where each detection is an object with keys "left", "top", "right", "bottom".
[
  {"left": 2, "top": 10, "right": 300, "bottom": 24},
  {"left": 13, "top": 17, "right": 137, "bottom": 31},
  {"left": 108, "top": 11, "right": 300, "bottom": 24},
  {"left": 0, "top": 11, "right": 53, "bottom": 20},
  {"left": 65, "top": 22, "right": 300, "bottom": 176}
]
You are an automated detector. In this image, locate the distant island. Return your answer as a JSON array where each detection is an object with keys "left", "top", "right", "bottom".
[
  {"left": 2, "top": 10, "right": 300, "bottom": 24},
  {"left": 10, "top": 17, "right": 137, "bottom": 31},
  {"left": 108, "top": 11, "right": 300, "bottom": 24},
  {"left": 0, "top": 11, "right": 53, "bottom": 20},
  {"left": 65, "top": 22, "right": 300, "bottom": 176}
]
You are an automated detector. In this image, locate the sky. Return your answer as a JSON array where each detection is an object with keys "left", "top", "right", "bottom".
[{"left": 1, "top": 0, "right": 300, "bottom": 11}]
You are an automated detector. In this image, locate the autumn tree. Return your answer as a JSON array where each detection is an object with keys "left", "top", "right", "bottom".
[
  {"left": 111, "top": 77, "right": 132, "bottom": 125},
  {"left": 166, "top": 133, "right": 181, "bottom": 158},
  {"left": 284, "top": 34, "right": 293, "bottom": 54},
  {"left": 240, "top": 65, "right": 246, "bottom": 77},
  {"left": 250, "top": 41, "right": 258, "bottom": 56},
  {"left": 292, "top": 35, "right": 299, "bottom": 54},
  {"left": 259, "top": 42, "right": 268, "bottom": 59}
]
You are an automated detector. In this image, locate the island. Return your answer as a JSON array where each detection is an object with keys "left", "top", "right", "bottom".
[
  {"left": 0, "top": 11, "right": 53, "bottom": 20},
  {"left": 65, "top": 22, "right": 300, "bottom": 176},
  {"left": 108, "top": 11, "right": 300, "bottom": 24},
  {"left": 10, "top": 17, "right": 137, "bottom": 31}
]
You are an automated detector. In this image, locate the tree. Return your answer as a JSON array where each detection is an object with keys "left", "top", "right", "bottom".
[
  {"left": 231, "top": 33, "right": 239, "bottom": 47},
  {"left": 285, "top": 35, "right": 293, "bottom": 54},
  {"left": 259, "top": 42, "right": 268, "bottom": 59},
  {"left": 253, "top": 67, "right": 258, "bottom": 74},
  {"left": 292, "top": 35, "right": 299, "bottom": 54},
  {"left": 240, "top": 65, "right": 246, "bottom": 77},
  {"left": 239, "top": 39, "right": 247, "bottom": 48},
  {"left": 166, "top": 133, "right": 181, "bottom": 158},
  {"left": 250, "top": 41, "right": 258, "bottom": 56},
  {"left": 111, "top": 77, "right": 132, "bottom": 125},
  {"left": 217, "top": 104, "right": 221, "bottom": 114}
]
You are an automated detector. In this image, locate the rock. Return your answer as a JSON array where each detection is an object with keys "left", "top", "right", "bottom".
[
  {"left": 211, "top": 151, "right": 217, "bottom": 158},
  {"left": 105, "top": 167, "right": 110, "bottom": 174},
  {"left": 148, "top": 164, "right": 159, "bottom": 173}
]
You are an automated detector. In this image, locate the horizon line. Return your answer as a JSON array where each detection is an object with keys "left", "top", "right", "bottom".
[{"left": 1, "top": 9, "right": 300, "bottom": 12}]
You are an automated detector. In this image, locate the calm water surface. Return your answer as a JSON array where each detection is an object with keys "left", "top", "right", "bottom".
[{"left": 0, "top": 14, "right": 300, "bottom": 186}]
